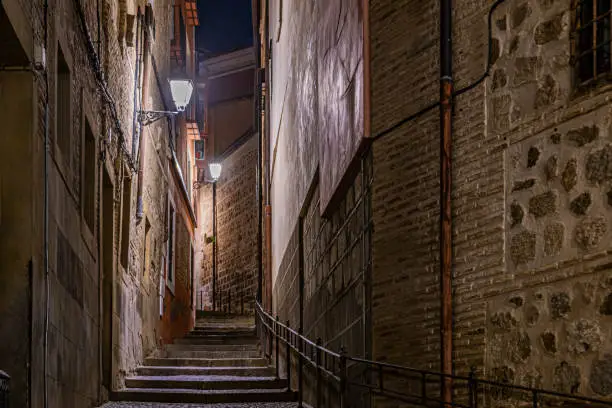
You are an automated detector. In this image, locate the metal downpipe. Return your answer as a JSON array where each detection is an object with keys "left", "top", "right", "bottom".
[{"left": 440, "top": 0, "right": 454, "bottom": 405}]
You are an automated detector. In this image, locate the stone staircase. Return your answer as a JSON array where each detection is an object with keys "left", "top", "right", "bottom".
[{"left": 113, "top": 314, "right": 296, "bottom": 404}]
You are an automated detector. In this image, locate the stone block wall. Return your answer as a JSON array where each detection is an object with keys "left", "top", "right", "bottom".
[
  {"left": 370, "top": 0, "right": 612, "bottom": 401},
  {"left": 0, "top": 0, "right": 181, "bottom": 407}
]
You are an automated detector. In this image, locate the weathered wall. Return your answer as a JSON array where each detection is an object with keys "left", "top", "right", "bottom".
[
  {"left": 316, "top": 0, "right": 365, "bottom": 212},
  {"left": 370, "top": 0, "right": 612, "bottom": 401},
  {"left": 0, "top": 0, "right": 185, "bottom": 407},
  {"left": 269, "top": 0, "right": 319, "bottom": 281},
  {"left": 0, "top": 71, "right": 38, "bottom": 408},
  {"left": 483, "top": 0, "right": 612, "bottom": 397}
]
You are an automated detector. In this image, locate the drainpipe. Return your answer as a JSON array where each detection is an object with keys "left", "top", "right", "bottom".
[
  {"left": 264, "top": 0, "right": 272, "bottom": 312},
  {"left": 136, "top": 17, "right": 151, "bottom": 219},
  {"left": 439, "top": 0, "right": 454, "bottom": 405},
  {"left": 43, "top": 1, "right": 50, "bottom": 407},
  {"left": 253, "top": 0, "right": 263, "bottom": 306}
]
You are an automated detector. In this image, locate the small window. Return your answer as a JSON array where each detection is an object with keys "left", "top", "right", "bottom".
[
  {"left": 120, "top": 176, "right": 132, "bottom": 269},
  {"left": 83, "top": 119, "right": 96, "bottom": 231},
  {"left": 56, "top": 44, "right": 71, "bottom": 159},
  {"left": 167, "top": 198, "right": 176, "bottom": 292},
  {"left": 143, "top": 219, "right": 151, "bottom": 277},
  {"left": 190, "top": 243, "right": 194, "bottom": 308},
  {"left": 573, "top": 0, "right": 612, "bottom": 86}
]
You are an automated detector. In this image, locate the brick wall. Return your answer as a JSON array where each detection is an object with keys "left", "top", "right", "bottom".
[{"left": 197, "top": 135, "right": 258, "bottom": 313}]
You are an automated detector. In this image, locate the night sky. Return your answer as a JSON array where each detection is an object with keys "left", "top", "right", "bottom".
[{"left": 196, "top": 0, "right": 253, "bottom": 58}]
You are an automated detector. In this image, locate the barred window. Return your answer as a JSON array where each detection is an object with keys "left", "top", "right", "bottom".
[{"left": 573, "top": 0, "right": 612, "bottom": 85}]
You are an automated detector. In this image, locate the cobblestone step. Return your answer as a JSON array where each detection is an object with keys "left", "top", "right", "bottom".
[
  {"left": 125, "top": 375, "right": 286, "bottom": 390},
  {"left": 136, "top": 366, "right": 275, "bottom": 377},
  {"left": 145, "top": 357, "right": 267, "bottom": 368},
  {"left": 112, "top": 388, "right": 297, "bottom": 404}
]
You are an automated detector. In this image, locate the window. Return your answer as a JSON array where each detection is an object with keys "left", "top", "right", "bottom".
[
  {"left": 190, "top": 243, "right": 194, "bottom": 308},
  {"left": 83, "top": 119, "right": 96, "bottom": 231},
  {"left": 143, "top": 219, "right": 151, "bottom": 277},
  {"left": 56, "top": 44, "right": 71, "bottom": 159},
  {"left": 573, "top": 0, "right": 612, "bottom": 85},
  {"left": 167, "top": 197, "right": 176, "bottom": 292},
  {"left": 120, "top": 175, "right": 132, "bottom": 269}
]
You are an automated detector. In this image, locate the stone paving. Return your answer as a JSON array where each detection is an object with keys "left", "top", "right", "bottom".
[{"left": 100, "top": 403, "right": 299, "bottom": 408}]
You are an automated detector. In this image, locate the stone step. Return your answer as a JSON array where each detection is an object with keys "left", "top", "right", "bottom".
[
  {"left": 113, "top": 388, "right": 297, "bottom": 404},
  {"left": 136, "top": 365, "right": 275, "bottom": 377},
  {"left": 163, "top": 349, "right": 261, "bottom": 359},
  {"left": 165, "top": 343, "right": 259, "bottom": 352},
  {"left": 192, "top": 324, "right": 255, "bottom": 333},
  {"left": 144, "top": 357, "right": 268, "bottom": 367},
  {"left": 125, "top": 375, "right": 286, "bottom": 390},
  {"left": 175, "top": 335, "right": 259, "bottom": 345},
  {"left": 189, "top": 329, "right": 256, "bottom": 337}
]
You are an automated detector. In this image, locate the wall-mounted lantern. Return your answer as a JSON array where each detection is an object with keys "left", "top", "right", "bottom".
[{"left": 139, "top": 78, "right": 194, "bottom": 126}]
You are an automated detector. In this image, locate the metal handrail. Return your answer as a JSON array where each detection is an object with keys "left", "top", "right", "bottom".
[{"left": 255, "top": 300, "right": 612, "bottom": 408}]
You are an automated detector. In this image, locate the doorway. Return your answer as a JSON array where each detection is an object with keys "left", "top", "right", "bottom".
[{"left": 101, "top": 166, "right": 114, "bottom": 391}]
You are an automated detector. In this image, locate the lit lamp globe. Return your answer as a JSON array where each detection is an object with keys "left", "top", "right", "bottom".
[
  {"left": 169, "top": 79, "right": 194, "bottom": 112},
  {"left": 209, "top": 163, "right": 222, "bottom": 181}
]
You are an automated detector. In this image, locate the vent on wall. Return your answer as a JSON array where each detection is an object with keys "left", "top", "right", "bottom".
[{"left": 125, "top": 14, "right": 136, "bottom": 47}]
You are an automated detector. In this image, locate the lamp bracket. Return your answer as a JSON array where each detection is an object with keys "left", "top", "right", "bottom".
[{"left": 138, "top": 110, "right": 178, "bottom": 126}]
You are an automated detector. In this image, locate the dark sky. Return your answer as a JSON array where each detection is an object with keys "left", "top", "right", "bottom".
[{"left": 196, "top": 0, "right": 253, "bottom": 58}]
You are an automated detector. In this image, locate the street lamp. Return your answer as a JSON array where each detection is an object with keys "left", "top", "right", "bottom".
[
  {"left": 139, "top": 78, "right": 194, "bottom": 125},
  {"left": 208, "top": 162, "right": 222, "bottom": 310}
]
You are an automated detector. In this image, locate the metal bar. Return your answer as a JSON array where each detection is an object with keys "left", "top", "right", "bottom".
[
  {"left": 317, "top": 337, "right": 322, "bottom": 408},
  {"left": 286, "top": 321, "right": 292, "bottom": 389},
  {"left": 298, "top": 327, "right": 304, "bottom": 408},
  {"left": 339, "top": 347, "right": 347, "bottom": 408},
  {"left": 533, "top": 390, "right": 538, "bottom": 408},
  {"left": 468, "top": 369, "right": 476, "bottom": 408},
  {"left": 254, "top": 301, "right": 612, "bottom": 408},
  {"left": 275, "top": 316, "right": 280, "bottom": 379}
]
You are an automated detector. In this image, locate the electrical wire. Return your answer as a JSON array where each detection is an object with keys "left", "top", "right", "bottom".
[
  {"left": 72, "top": 0, "right": 136, "bottom": 171},
  {"left": 373, "top": 0, "right": 508, "bottom": 141}
]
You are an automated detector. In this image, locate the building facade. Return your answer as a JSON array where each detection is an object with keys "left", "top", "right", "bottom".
[
  {"left": 0, "top": 0, "right": 202, "bottom": 407},
  {"left": 258, "top": 0, "right": 612, "bottom": 404},
  {"left": 195, "top": 47, "right": 258, "bottom": 314}
]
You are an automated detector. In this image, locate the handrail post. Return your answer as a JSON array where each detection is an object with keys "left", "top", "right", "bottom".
[
  {"left": 421, "top": 372, "right": 427, "bottom": 405},
  {"left": 275, "top": 316, "right": 280, "bottom": 379},
  {"left": 316, "top": 337, "right": 322, "bottom": 408},
  {"left": 298, "top": 327, "right": 304, "bottom": 408},
  {"left": 468, "top": 367, "right": 477, "bottom": 408},
  {"left": 339, "top": 346, "right": 348, "bottom": 408},
  {"left": 269, "top": 316, "right": 274, "bottom": 363},
  {"left": 286, "top": 320, "right": 291, "bottom": 389},
  {"left": 532, "top": 390, "right": 538, "bottom": 408}
]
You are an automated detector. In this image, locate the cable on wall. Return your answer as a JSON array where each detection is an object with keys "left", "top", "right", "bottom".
[{"left": 372, "top": 0, "right": 508, "bottom": 142}]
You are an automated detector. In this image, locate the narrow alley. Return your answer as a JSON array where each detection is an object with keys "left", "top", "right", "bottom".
[{"left": 2, "top": 0, "right": 612, "bottom": 407}]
